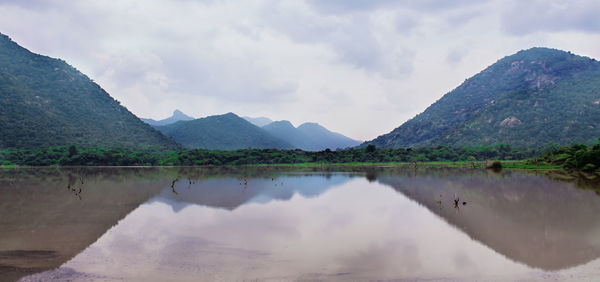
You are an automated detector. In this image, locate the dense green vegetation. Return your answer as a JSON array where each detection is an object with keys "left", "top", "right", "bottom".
[
  {"left": 526, "top": 139, "right": 600, "bottom": 172},
  {"left": 0, "top": 144, "right": 538, "bottom": 167},
  {"left": 2, "top": 142, "right": 598, "bottom": 174},
  {"left": 438, "top": 72, "right": 600, "bottom": 147},
  {"left": 155, "top": 113, "right": 293, "bottom": 150},
  {"left": 0, "top": 33, "right": 179, "bottom": 149},
  {"left": 366, "top": 47, "right": 600, "bottom": 148}
]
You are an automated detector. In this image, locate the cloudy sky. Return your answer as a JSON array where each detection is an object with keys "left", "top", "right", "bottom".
[{"left": 1, "top": 0, "right": 599, "bottom": 140}]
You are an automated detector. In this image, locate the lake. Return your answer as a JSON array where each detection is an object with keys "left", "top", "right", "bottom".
[{"left": 1, "top": 166, "right": 600, "bottom": 281}]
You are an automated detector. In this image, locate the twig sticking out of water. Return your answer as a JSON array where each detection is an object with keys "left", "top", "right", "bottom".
[
  {"left": 171, "top": 178, "right": 179, "bottom": 195},
  {"left": 454, "top": 193, "right": 460, "bottom": 209}
]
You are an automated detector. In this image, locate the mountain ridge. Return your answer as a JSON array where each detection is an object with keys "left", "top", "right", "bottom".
[
  {"left": 155, "top": 112, "right": 293, "bottom": 150},
  {"left": 0, "top": 33, "right": 179, "bottom": 149},
  {"left": 296, "top": 122, "right": 361, "bottom": 150},
  {"left": 364, "top": 47, "right": 600, "bottom": 148},
  {"left": 262, "top": 120, "right": 361, "bottom": 151},
  {"left": 141, "top": 109, "right": 194, "bottom": 126},
  {"left": 262, "top": 120, "right": 314, "bottom": 149}
]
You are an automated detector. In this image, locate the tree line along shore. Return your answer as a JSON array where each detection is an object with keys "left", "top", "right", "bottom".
[{"left": 1, "top": 141, "right": 598, "bottom": 173}]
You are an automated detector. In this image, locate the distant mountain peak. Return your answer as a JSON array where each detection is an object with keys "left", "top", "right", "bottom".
[
  {"left": 517, "top": 46, "right": 565, "bottom": 55},
  {"left": 268, "top": 120, "right": 295, "bottom": 127},
  {"left": 172, "top": 109, "right": 193, "bottom": 119},
  {"left": 509, "top": 47, "right": 590, "bottom": 62},
  {"left": 141, "top": 109, "right": 194, "bottom": 126},
  {"left": 262, "top": 120, "right": 360, "bottom": 151},
  {"left": 154, "top": 113, "right": 292, "bottom": 150}
]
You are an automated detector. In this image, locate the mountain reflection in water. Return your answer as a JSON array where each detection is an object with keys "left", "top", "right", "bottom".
[{"left": 1, "top": 167, "right": 599, "bottom": 281}]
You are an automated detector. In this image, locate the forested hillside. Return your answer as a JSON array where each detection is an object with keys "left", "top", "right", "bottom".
[
  {"left": 155, "top": 113, "right": 292, "bottom": 150},
  {"left": 366, "top": 48, "right": 600, "bottom": 148},
  {"left": 0, "top": 33, "right": 179, "bottom": 149}
]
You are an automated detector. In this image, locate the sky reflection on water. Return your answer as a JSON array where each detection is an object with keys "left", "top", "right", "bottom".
[{"left": 2, "top": 167, "right": 600, "bottom": 281}]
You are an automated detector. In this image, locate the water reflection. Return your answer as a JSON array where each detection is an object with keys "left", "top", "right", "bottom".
[
  {"left": 377, "top": 168, "right": 600, "bottom": 271},
  {"left": 0, "top": 167, "right": 599, "bottom": 281},
  {"left": 0, "top": 168, "right": 169, "bottom": 281},
  {"left": 156, "top": 172, "right": 353, "bottom": 211}
]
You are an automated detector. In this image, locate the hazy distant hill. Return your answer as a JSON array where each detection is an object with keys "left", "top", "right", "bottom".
[
  {"left": 365, "top": 47, "right": 600, "bottom": 148},
  {"left": 262, "top": 120, "right": 319, "bottom": 150},
  {"left": 297, "top": 122, "right": 361, "bottom": 150},
  {"left": 243, "top": 116, "right": 273, "bottom": 127},
  {"left": 0, "top": 33, "right": 179, "bottom": 149},
  {"left": 141, "top": 110, "right": 194, "bottom": 126},
  {"left": 263, "top": 120, "right": 361, "bottom": 150},
  {"left": 155, "top": 113, "right": 293, "bottom": 150}
]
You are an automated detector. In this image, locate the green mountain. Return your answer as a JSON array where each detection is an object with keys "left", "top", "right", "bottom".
[
  {"left": 141, "top": 109, "right": 194, "bottom": 126},
  {"left": 263, "top": 120, "right": 361, "bottom": 151},
  {"left": 155, "top": 113, "right": 293, "bottom": 150},
  {"left": 366, "top": 47, "right": 600, "bottom": 148},
  {"left": 0, "top": 33, "right": 179, "bottom": 149}
]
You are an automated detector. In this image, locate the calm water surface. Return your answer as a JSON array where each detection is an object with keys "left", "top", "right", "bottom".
[{"left": 1, "top": 167, "right": 600, "bottom": 281}]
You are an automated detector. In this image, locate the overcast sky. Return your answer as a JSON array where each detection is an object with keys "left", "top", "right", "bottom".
[{"left": 1, "top": 0, "right": 599, "bottom": 140}]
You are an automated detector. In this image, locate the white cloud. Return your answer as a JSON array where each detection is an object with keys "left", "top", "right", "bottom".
[{"left": 501, "top": 0, "right": 600, "bottom": 35}]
